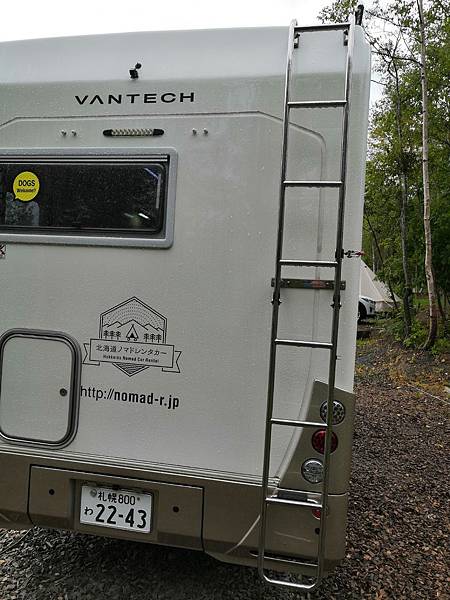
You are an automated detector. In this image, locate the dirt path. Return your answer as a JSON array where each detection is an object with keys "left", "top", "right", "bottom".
[{"left": 0, "top": 339, "right": 448, "bottom": 599}]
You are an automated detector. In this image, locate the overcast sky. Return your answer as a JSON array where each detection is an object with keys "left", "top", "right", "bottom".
[{"left": 0, "top": 0, "right": 333, "bottom": 41}]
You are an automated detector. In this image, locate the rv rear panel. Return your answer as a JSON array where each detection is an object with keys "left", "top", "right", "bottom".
[{"left": 0, "top": 24, "right": 370, "bottom": 579}]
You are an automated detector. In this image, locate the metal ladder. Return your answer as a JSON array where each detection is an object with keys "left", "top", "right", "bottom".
[{"left": 258, "top": 19, "right": 355, "bottom": 593}]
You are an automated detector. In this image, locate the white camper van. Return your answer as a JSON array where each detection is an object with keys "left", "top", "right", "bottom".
[{"left": 0, "top": 18, "right": 370, "bottom": 592}]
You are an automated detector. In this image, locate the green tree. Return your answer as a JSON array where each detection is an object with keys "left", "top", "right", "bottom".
[{"left": 319, "top": 0, "right": 450, "bottom": 348}]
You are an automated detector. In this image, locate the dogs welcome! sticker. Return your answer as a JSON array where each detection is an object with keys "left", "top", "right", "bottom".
[{"left": 13, "top": 171, "right": 40, "bottom": 202}]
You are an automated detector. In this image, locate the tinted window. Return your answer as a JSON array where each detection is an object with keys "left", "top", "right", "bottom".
[{"left": 0, "top": 161, "right": 167, "bottom": 234}]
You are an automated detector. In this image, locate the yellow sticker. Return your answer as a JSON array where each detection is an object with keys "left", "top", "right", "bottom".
[{"left": 13, "top": 171, "right": 40, "bottom": 202}]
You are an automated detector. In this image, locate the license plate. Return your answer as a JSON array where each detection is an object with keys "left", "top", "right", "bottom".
[{"left": 80, "top": 485, "right": 152, "bottom": 533}]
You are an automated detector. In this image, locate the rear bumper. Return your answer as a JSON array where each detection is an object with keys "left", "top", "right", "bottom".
[{"left": 0, "top": 450, "right": 348, "bottom": 574}]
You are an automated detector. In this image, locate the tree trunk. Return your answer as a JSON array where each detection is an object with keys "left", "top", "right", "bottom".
[
  {"left": 437, "top": 288, "right": 447, "bottom": 332},
  {"left": 393, "top": 61, "right": 412, "bottom": 335},
  {"left": 417, "top": 0, "right": 438, "bottom": 349},
  {"left": 372, "top": 237, "right": 377, "bottom": 273},
  {"left": 365, "top": 19, "right": 415, "bottom": 332}
]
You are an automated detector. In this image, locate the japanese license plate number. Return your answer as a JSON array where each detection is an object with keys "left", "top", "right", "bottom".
[{"left": 80, "top": 485, "right": 152, "bottom": 533}]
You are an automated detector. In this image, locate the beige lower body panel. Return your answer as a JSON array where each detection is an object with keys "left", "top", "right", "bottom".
[
  {"left": 203, "top": 480, "right": 347, "bottom": 574},
  {"left": 29, "top": 467, "right": 203, "bottom": 550},
  {"left": 0, "top": 451, "right": 348, "bottom": 574}
]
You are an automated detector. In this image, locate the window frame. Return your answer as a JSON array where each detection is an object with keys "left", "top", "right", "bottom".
[{"left": 0, "top": 149, "right": 177, "bottom": 248}]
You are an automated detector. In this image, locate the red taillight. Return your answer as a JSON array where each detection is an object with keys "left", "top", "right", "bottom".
[
  {"left": 311, "top": 429, "right": 338, "bottom": 454},
  {"left": 312, "top": 508, "right": 322, "bottom": 519}
]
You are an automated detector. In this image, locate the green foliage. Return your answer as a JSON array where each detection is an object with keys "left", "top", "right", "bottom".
[
  {"left": 318, "top": 0, "right": 359, "bottom": 23},
  {"left": 384, "top": 311, "right": 408, "bottom": 341},
  {"left": 403, "top": 320, "right": 428, "bottom": 348},
  {"left": 383, "top": 311, "right": 428, "bottom": 348},
  {"left": 431, "top": 336, "right": 450, "bottom": 356},
  {"left": 320, "top": 0, "right": 450, "bottom": 345}
]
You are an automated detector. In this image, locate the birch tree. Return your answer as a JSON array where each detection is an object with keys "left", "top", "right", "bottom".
[{"left": 416, "top": 0, "right": 438, "bottom": 348}]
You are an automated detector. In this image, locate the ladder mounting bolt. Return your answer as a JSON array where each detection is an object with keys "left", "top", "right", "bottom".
[{"left": 343, "top": 250, "right": 364, "bottom": 258}]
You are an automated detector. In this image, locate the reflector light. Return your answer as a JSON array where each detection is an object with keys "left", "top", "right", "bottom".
[
  {"left": 301, "top": 459, "right": 323, "bottom": 484},
  {"left": 312, "top": 507, "right": 329, "bottom": 519},
  {"left": 320, "top": 399, "right": 346, "bottom": 425},
  {"left": 103, "top": 128, "right": 164, "bottom": 137},
  {"left": 311, "top": 429, "right": 338, "bottom": 454}
]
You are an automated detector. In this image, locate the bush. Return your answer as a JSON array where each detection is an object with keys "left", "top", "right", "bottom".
[
  {"left": 383, "top": 311, "right": 428, "bottom": 348},
  {"left": 431, "top": 336, "right": 450, "bottom": 356},
  {"left": 403, "top": 321, "right": 428, "bottom": 348},
  {"left": 383, "top": 311, "right": 408, "bottom": 342}
]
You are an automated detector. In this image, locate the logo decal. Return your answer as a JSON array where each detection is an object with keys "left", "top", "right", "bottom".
[
  {"left": 83, "top": 297, "right": 182, "bottom": 377},
  {"left": 75, "top": 91, "right": 195, "bottom": 106}
]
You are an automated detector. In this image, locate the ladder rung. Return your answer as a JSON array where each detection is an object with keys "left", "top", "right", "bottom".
[
  {"left": 283, "top": 180, "right": 342, "bottom": 188},
  {"left": 266, "top": 497, "right": 324, "bottom": 509},
  {"left": 279, "top": 260, "right": 337, "bottom": 268},
  {"left": 288, "top": 100, "right": 346, "bottom": 108},
  {"left": 275, "top": 339, "right": 332, "bottom": 349},
  {"left": 295, "top": 23, "right": 349, "bottom": 33},
  {"left": 269, "top": 558, "right": 319, "bottom": 569},
  {"left": 251, "top": 552, "right": 318, "bottom": 569},
  {"left": 277, "top": 487, "right": 321, "bottom": 499},
  {"left": 271, "top": 418, "right": 326, "bottom": 428}
]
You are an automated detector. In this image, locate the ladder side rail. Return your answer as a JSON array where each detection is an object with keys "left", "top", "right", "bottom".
[
  {"left": 316, "top": 21, "right": 356, "bottom": 584},
  {"left": 258, "top": 20, "right": 356, "bottom": 594},
  {"left": 257, "top": 18, "right": 298, "bottom": 581}
]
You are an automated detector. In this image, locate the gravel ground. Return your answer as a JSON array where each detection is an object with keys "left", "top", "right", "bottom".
[{"left": 0, "top": 338, "right": 449, "bottom": 600}]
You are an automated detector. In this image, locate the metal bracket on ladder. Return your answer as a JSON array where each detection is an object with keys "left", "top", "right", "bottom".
[
  {"left": 258, "top": 18, "right": 355, "bottom": 593},
  {"left": 270, "top": 278, "right": 346, "bottom": 290}
]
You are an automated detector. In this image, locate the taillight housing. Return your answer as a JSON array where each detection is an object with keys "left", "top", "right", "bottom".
[
  {"left": 312, "top": 508, "right": 322, "bottom": 519},
  {"left": 312, "top": 507, "right": 329, "bottom": 519},
  {"left": 301, "top": 459, "right": 323, "bottom": 483},
  {"left": 311, "top": 429, "right": 338, "bottom": 454},
  {"left": 320, "top": 399, "right": 345, "bottom": 425}
]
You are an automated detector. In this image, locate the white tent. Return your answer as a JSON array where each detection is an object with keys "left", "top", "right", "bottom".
[{"left": 359, "top": 261, "right": 400, "bottom": 312}]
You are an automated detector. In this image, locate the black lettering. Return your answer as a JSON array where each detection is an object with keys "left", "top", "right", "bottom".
[
  {"left": 108, "top": 94, "right": 122, "bottom": 104},
  {"left": 95, "top": 504, "right": 105, "bottom": 523},
  {"left": 89, "top": 94, "right": 104, "bottom": 105},
  {"left": 144, "top": 93, "right": 157, "bottom": 103},
  {"left": 126, "top": 93, "right": 140, "bottom": 104},
  {"left": 129, "top": 393, "right": 138, "bottom": 403},
  {"left": 75, "top": 95, "right": 89, "bottom": 105},
  {"left": 173, "top": 397, "right": 180, "bottom": 409},
  {"left": 139, "top": 394, "right": 146, "bottom": 404},
  {"left": 137, "top": 509, "right": 147, "bottom": 529},
  {"left": 106, "top": 505, "right": 117, "bottom": 525},
  {"left": 114, "top": 391, "right": 120, "bottom": 401},
  {"left": 125, "top": 509, "right": 135, "bottom": 527},
  {"left": 180, "top": 91, "right": 195, "bottom": 102},
  {"left": 161, "top": 93, "right": 176, "bottom": 103}
]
